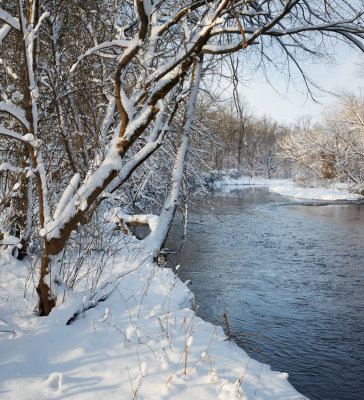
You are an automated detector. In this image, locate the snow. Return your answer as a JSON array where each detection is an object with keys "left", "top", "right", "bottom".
[
  {"left": 269, "top": 182, "right": 362, "bottom": 201},
  {"left": 42, "top": 148, "right": 123, "bottom": 240},
  {"left": 123, "top": 105, "right": 155, "bottom": 142},
  {"left": 108, "top": 211, "right": 160, "bottom": 233},
  {"left": 147, "top": 7, "right": 224, "bottom": 89},
  {"left": 143, "top": 61, "right": 202, "bottom": 253},
  {"left": 215, "top": 176, "right": 363, "bottom": 201},
  {"left": 0, "top": 162, "right": 23, "bottom": 173},
  {"left": 0, "top": 235, "right": 21, "bottom": 247},
  {"left": 0, "top": 102, "right": 30, "bottom": 130},
  {"left": 69, "top": 40, "right": 129, "bottom": 74},
  {"left": 0, "top": 240, "right": 306, "bottom": 400},
  {"left": 202, "top": 42, "right": 242, "bottom": 54},
  {"left": 0, "top": 125, "right": 38, "bottom": 148},
  {"left": 0, "top": 8, "right": 20, "bottom": 30},
  {"left": 33, "top": 11, "right": 50, "bottom": 34},
  {"left": 0, "top": 25, "right": 11, "bottom": 45},
  {"left": 53, "top": 173, "right": 80, "bottom": 222}
]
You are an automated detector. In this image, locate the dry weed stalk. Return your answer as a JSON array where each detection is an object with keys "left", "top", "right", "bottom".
[
  {"left": 234, "top": 357, "right": 251, "bottom": 398},
  {"left": 127, "top": 365, "right": 143, "bottom": 400},
  {"left": 0, "top": 317, "right": 16, "bottom": 336},
  {"left": 223, "top": 312, "right": 231, "bottom": 340},
  {"left": 255, "top": 362, "right": 264, "bottom": 396},
  {"left": 180, "top": 310, "right": 198, "bottom": 375},
  {"left": 164, "top": 316, "right": 219, "bottom": 391},
  {"left": 166, "top": 371, "right": 175, "bottom": 389},
  {"left": 185, "top": 325, "right": 218, "bottom": 376},
  {"left": 138, "top": 265, "right": 156, "bottom": 318},
  {"left": 208, "top": 354, "right": 217, "bottom": 385}
]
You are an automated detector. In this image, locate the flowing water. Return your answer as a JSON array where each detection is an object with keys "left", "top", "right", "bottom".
[{"left": 173, "top": 187, "right": 364, "bottom": 400}]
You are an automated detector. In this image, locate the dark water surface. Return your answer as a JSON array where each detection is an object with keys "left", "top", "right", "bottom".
[{"left": 175, "top": 187, "right": 364, "bottom": 400}]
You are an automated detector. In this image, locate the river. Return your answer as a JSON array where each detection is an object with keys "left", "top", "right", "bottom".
[{"left": 173, "top": 187, "right": 364, "bottom": 400}]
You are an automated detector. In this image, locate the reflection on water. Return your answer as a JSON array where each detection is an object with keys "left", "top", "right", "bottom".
[{"left": 175, "top": 187, "right": 364, "bottom": 400}]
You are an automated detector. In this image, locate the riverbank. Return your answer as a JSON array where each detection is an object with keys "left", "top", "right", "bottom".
[
  {"left": 213, "top": 175, "right": 363, "bottom": 201},
  {"left": 2, "top": 174, "right": 362, "bottom": 399},
  {"left": 0, "top": 235, "right": 306, "bottom": 399}
]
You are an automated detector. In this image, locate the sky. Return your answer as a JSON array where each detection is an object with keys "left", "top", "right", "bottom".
[{"left": 235, "top": 48, "right": 363, "bottom": 125}]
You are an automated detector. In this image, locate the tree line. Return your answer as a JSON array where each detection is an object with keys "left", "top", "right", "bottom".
[{"left": 197, "top": 90, "right": 364, "bottom": 194}]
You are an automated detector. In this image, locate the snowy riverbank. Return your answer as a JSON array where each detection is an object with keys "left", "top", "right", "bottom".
[
  {"left": 214, "top": 176, "right": 364, "bottom": 201},
  {"left": 2, "top": 174, "right": 360, "bottom": 399},
  {"left": 0, "top": 236, "right": 306, "bottom": 399}
]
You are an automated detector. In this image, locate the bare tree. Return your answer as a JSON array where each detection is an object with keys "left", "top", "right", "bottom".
[{"left": 279, "top": 92, "right": 364, "bottom": 187}]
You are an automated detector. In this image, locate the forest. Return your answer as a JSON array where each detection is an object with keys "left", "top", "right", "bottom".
[{"left": 0, "top": 2, "right": 363, "bottom": 398}]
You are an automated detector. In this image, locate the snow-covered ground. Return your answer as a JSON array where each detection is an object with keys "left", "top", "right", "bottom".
[
  {"left": 0, "top": 238, "right": 306, "bottom": 399},
  {"left": 214, "top": 176, "right": 363, "bottom": 201}
]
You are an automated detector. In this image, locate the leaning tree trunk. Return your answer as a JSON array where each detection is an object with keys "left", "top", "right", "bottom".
[{"left": 143, "top": 58, "right": 203, "bottom": 253}]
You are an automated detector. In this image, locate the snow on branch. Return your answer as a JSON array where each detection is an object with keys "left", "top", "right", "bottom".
[
  {"left": 32, "top": 11, "right": 50, "bottom": 35},
  {"left": 0, "top": 101, "right": 30, "bottom": 130},
  {"left": 156, "top": 0, "right": 210, "bottom": 36},
  {"left": 109, "top": 213, "right": 160, "bottom": 232},
  {"left": 0, "top": 8, "right": 20, "bottom": 31},
  {"left": 70, "top": 40, "right": 130, "bottom": 74},
  {"left": 118, "top": 85, "right": 136, "bottom": 121},
  {"left": 142, "top": 7, "right": 225, "bottom": 92},
  {"left": 143, "top": 59, "right": 203, "bottom": 252},
  {"left": 340, "top": 31, "right": 364, "bottom": 52},
  {"left": 0, "top": 58, "right": 19, "bottom": 80},
  {"left": 53, "top": 173, "right": 81, "bottom": 222},
  {"left": 211, "top": 19, "right": 364, "bottom": 39},
  {"left": 0, "top": 162, "right": 24, "bottom": 173},
  {"left": 106, "top": 139, "right": 162, "bottom": 194},
  {"left": 0, "top": 235, "right": 21, "bottom": 247},
  {"left": 256, "top": 23, "right": 364, "bottom": 38},
  {"left": 0, "top": 25, "right": 11, "bottom": 45},
  {"left": 202, "top": 42, "right": 244, "bottom": 55},
  {"left": 104, "top": 97, "right": 173, "bottom": 194},
  {"left": 0, "top": 125, "right": 36, "bottom": 147}
]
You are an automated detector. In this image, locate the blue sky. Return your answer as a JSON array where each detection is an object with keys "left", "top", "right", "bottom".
[{"left": 241, "top": 48, "right": 363, "bottom": 125}]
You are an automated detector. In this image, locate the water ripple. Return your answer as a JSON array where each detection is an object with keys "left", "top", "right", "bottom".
[{"left": 176, "top": 187, "right": 364, "bottom": 400}]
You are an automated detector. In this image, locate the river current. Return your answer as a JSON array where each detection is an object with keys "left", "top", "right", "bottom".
[{"left": 174, "top": 187, "right": 364, "bottom": 400}]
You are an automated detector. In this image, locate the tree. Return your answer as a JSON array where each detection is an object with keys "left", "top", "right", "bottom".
[
  {"left": 279, "top": 117, "right": 329, "bottom": 180},
  {"left": 320, "top": 92, "right": 364, "bottom": 185},
  {"left": 279, "top": 92, "right": 364, "bottom": 188},
  {"left": 0, "top": 0, "right": 363, "bottom": 315}
]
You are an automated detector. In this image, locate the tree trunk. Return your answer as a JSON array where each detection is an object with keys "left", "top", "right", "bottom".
[
  {"left": 36, "top": 247, "right": 57, "bottom": 316},
  {"left": 143, "top": 58, "right": 203, "bottom": 253}
]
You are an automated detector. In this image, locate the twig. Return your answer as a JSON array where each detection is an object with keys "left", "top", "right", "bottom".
[{"left": 223, "top": 312, "right": 231, "bottom": 340}]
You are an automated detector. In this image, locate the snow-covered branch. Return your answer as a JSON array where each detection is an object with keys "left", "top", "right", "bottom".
[
  {"left": 0, "top": 125, "right": 35, "bottom": 146},
  {"left": 143, "top": 58, "right": 203, "bottom": 252},
  {"left": 69, "top": 40, "right": 129, "bottom": 74},
  {"left": 0, "top": 24, "right": 11, "bottom": 44},
  {"left": 0, "top": 102, "right": 30, "bottom": 130},
  {"left": 0, "top": 8, "right": 20, "bottom": 30}
]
